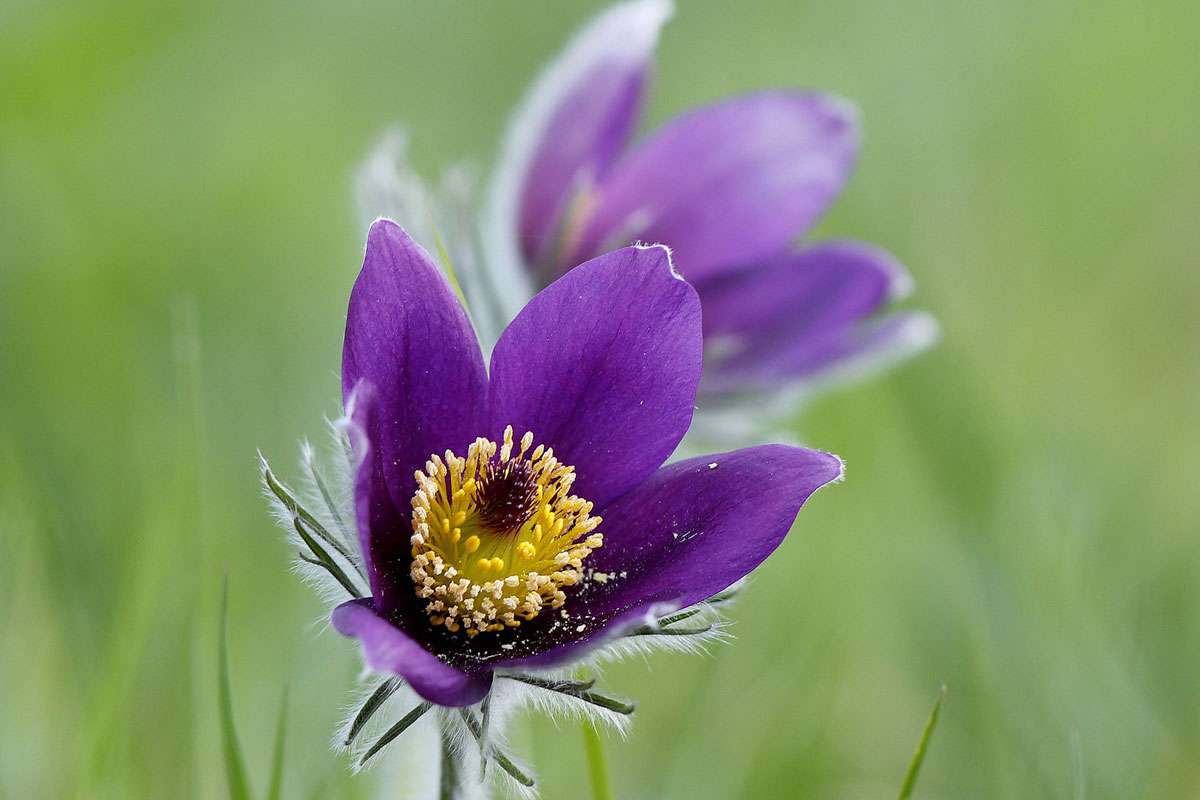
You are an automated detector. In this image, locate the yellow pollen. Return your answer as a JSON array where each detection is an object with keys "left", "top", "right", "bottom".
[{"left": 409, "top": 426, "right": 603, "bottom": 636}]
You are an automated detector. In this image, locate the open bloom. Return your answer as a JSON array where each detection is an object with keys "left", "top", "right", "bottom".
[
  {"left": 472, "top": 0, "right": 937, "bottom": 419},
  {"left": 332, "top": 219, "right": 842, "bottom": 707}
]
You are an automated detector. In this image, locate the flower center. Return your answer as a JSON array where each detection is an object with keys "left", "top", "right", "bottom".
[{"left": 409, "top": 426, "right": 603, "bottom": 636}]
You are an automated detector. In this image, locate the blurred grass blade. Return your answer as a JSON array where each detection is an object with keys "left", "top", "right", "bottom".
[
  {"left": 579, "top": 663, "right": 613, "bottom": 800},
  {"left": 219, "top": 580, "right": 253, "bottom": 800},
  {"left": 359, "top": 702, "right": 433, "bottom": 767},
  {"left": 345, "top": 678, "right": 403, "bottom": 747},
  {"left": 266, "top": 684, "right": 289, "bottom": 800},
  {"left": 582, "top": 721, "right": 613, "bottom": 800},
  {"left": 898, "top": 685, "right": 947, "bottom": 800}
]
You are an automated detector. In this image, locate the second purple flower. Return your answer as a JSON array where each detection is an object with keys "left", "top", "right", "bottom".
[{"left": 480, "top": 0, "right": 937, "bottom": 420}]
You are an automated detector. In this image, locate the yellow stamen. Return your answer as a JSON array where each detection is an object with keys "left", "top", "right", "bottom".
[{"left": 408, "top": 426, "right": 603, "bottom": 635}]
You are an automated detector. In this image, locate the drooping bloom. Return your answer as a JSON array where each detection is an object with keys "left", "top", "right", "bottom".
[
  {"left": 471, "top": 0, "right": 937, "bottom": 423},
  {"left": 332, "top": 219, "right": 842, "bottom": 708}
]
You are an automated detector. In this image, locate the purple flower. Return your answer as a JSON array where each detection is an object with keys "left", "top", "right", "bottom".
[
  {"left": 483, "top": 0, "right": 936, "bottom": 408},
  {"left": 331, "top": 219, "right": 842, "bottom": 707}
]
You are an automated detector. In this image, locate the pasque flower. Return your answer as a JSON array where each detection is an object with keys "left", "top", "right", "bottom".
[
  {"left": 331, "top": 219, "right": 842, "bottom": 710},
  {"left": 260, "top": 219, "right": 840, "bottom": 789},
  {"left": 478, "top": 0, "right": 937, "bottom": 414},
  {"left": 341, "top": 1, "right": 935, "bottom": 445}
]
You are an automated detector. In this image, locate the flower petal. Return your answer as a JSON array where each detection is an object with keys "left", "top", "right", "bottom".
[
  {"left": 342, "top": 381, "right": 409, "bottom": 607},
  {"left": 698, "top": 241, "right": 908, "bottom": 340},
  {"left": 332, "top": 599, "right": 493, "bottom": 707},
  {"left": 695, "top": 242, "right": 937, "bottom": 394},
  {"left": 568, "top": 91, "right": 860, "bottom": 282},
  {"left": 484, "top": 0, "right": 673, "bottom": 283},
  {"left": 342, "top": 220, "right": 488, "bottom": 516},
  {"left": 488, "top": 244, "right": 701, "bottom": 508},
  {"left": 712, "top": 310, "right": 939, "bottom": 396},
  {"left": 493, "top": 444, "right": 843, "bottom": 669}
]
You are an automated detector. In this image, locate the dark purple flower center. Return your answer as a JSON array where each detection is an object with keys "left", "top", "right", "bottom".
[{"left": 474, "top": 459, "right": 537, "bottom": 533}]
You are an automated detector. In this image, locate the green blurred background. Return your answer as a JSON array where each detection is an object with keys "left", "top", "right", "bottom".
[{"left": 3, "top": 0, "right": 1199, "bottom": 797}]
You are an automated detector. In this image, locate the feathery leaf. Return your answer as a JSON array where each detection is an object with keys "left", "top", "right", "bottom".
[
  {"left": 359, "top": 702, "right": 433, "bottom": 767},
  {"left": 345, "top": 678, "right": 403, "bottom": 747},
  {"left": 459, "top": 709, "right": 534, "bottom": 787},
  {"left": 292, "top": 517, "right": 362, "bottom": 599},
  {"left": 262, "top": 457, "right": 362, "bottom": 577},
  {"left": 505, "top": 674, "right": 635, "bottom": 715}
]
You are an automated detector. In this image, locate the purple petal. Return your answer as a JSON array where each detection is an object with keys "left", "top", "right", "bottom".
[
  {"left": 488, "top": 245, "right": 701, "bottom": 508},
  {"left": 332, "top": 599, "right": 493, "bottom": 707},
  {"left": 708, "top": 310, "right": 939, "bottom": 395},
  {"left": 342, "top": 220, "right": 488, "bottom": 517},
  {"left": 698, "top": 241, "right": 908, "bottom": 340},
  {"left": 493, "top": 445, "right": 843, "bottom": 669},
  {"left": 342, "top": 382, "right": 410, "bottom": 608},
  {"left": 487, "top": 0, "right": 673, "bottom": 275},
  {"left": 694, "top": 242, "right": 936, "bottom": 393},
  {"left": 566, "top": 91, "right": 860, "bottom": 282}
]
